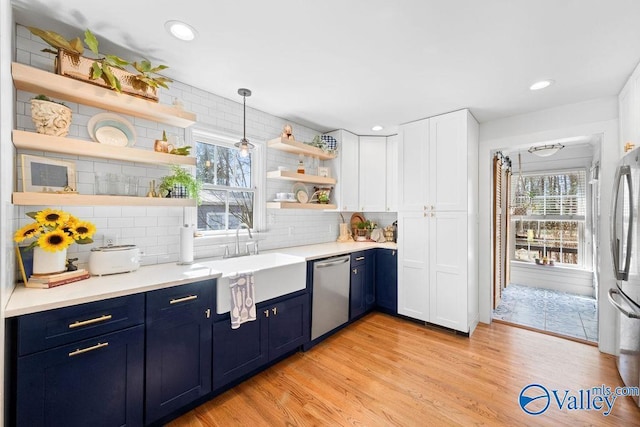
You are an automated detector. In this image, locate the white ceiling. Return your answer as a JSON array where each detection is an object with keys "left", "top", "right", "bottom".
[{"left": 11, "top": 0, "right": 640, "bottom": 136}]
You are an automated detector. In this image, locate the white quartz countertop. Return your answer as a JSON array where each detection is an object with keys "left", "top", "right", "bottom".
[
  {"left": 5, "top": 262, "right": 223, "bottom": 317},
  {"left": 4, "top": 240, "right": 397, "bottom": 317}
]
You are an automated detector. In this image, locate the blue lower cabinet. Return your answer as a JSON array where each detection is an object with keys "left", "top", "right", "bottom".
[
  {"left": 212, "top": 314, "right": 267, "bottom": 390},
  {"left": 16, "top": 325, "right": 144, "bottom": 427},
  {"left": 375, "top": 249, "right": 398, "bottom": 314},
  {"left": 145, "top": 280, "right": 214, "bottom": 424},
  {"left": 266, "top": 294, "right": 310, "bottom": 360},
  {"left": 350, "top": 251, "right": 374, "bottom": 319},
  {"left": 213, "top": 293, "right": 309, "bottom": 390}
]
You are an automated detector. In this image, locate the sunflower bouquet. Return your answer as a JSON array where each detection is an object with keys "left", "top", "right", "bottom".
[{"left": 14, "top": 209, "right": 96, "bottom": 252}]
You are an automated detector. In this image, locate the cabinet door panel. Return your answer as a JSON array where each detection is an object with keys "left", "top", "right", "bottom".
[
  {"left": 350, "top": 264, "right": 365, "bottom": 319},
  {"left": 358, "top": 136, "right": 387, "bottom": 212},
  {"left": 429, "top": 211, "right": 468, "bottom": 331},
  {"left": 376, "top": 249, "right": 398, "bottom": 313},
  {"left": 429, "top": 111, "right": 467, "bottom": 211},
  {"left": 268, "top": 294, "right": 309, "bottom": 360},
  {"left": 17, "top": 325, "right": 144, "bottom": 427},
  {"left": 335, "top": 130, "right": 360, "bottom": 211},
  {"left": 398, "top": 119, "right": 429, "bottom": 211},
  {"left": 398, "top": 211, "right": 429, "bottom": 321},
  {"left": 146, "top": 282, "right": 213, "bottom": 424},
  {"left": 386, "top": 134, "right": 399, "bottom": 211},
  {"left": 213, "top": 317, "right": 267, "bottom": 389}
]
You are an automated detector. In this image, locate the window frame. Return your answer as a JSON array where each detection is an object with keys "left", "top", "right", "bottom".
[
  {"left": 510, "top": 167, "right": 591, "bottom": 270},
  {"left": 185, "top": 126, "right": 265, "bottom": 236}
]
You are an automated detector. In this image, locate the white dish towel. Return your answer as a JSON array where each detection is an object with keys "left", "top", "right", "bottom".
[{"left": 229, "top": 272, "right": 257, "bottom": 329}]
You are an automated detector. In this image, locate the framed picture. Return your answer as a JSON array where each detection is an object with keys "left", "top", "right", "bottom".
[
  {"left": 317, "top": 166, "right": 330, "bottom": 178},
  {"left": 21, "top": 155, "right": 76, "bottom": 193}
]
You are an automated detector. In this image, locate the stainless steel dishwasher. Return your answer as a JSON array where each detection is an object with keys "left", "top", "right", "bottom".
[{"left": 311, "top": 254, "right": 351, "bottom": 340}]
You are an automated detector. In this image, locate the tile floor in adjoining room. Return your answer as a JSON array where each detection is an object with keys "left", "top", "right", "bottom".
[{"left": 492, "top": 283, "right": 598, "bottom": 342}]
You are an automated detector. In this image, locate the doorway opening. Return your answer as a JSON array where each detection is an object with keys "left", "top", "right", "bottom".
[{"left": 491, "top": 138, "right": 600, "bottom": 343}]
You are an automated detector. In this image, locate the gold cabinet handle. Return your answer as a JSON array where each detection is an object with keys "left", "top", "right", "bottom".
[
  {"left": 69, "top": 342, "right": 108, "bottom": 357},
  {"left": 272, "top": 307, "right": 277, "bottom": 315},
  {"left": 170, "top": 295, "right": 198, "bottom": 305},
  {"left": 68, "top": 314, "right": 112, "bottom": 329},
  {"left": 355, "top": 256, "right": 365, "bottom": 261},
  {"left": 205, "top": 308, "right": 211, "bottom": 318},
  {"left": 264, "top": 310, "right": 269, "bottom": 318},
  {"left": 353, "top": 268, "right": 358, "bottom": 274}
]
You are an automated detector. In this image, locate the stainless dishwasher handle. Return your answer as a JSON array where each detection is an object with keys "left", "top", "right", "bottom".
[
  {"left": 315, "top": 258, "right": 350, "bottom": 268},
  {"left": 608, "top": 288, "right": 640, "bottom": 319}
]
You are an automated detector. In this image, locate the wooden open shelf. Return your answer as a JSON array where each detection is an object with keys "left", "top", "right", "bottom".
[
  {"left": 13, "top": 130, "right": 196, "bottom": 166},
  {"left": 12, "top": 62, "right": 196, "bottom": 128},
  {"left": 267, "top": 137, "right": 336, "bottom": 160},
  {"left": 266, "top": 202, "right": 336, "bottom": 210},
  {"left": 266, "top": 170, "right": 336, "bottom": 185},
  {"left": 12, "top": 192, "right": 196, "bottom": 207}
]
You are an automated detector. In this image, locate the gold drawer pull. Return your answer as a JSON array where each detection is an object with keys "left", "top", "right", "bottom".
[
  {"left": 170, "top": 295, "right": 198, "bottom": 305},
  {"left": 355, "top": 256, "right": 365, "bottom": 261},
  {"left": 69, "top": 342, "right": 108, "bottom": 357},
  {"left": 68, "top": 314, "right": 112, "bottom": 329}
]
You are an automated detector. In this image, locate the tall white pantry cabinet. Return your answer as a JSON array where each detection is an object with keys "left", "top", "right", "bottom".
[{"left": 397, "top": 109, "right": 479, "bottom": 334}]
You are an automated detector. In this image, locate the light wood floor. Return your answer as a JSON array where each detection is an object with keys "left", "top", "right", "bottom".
[{"left": 169, "top": 312, "right": 639, "bottom": 426}]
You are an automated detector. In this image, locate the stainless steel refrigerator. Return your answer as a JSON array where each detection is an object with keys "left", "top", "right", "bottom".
[{"left": 609, "top": 147, "right": 640, "bottom": 406}]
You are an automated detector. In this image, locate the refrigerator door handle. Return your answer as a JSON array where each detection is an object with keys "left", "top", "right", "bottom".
[
  {"left": 608, "top": 288, "right": 640, "bottom": 319},
  {"left": 611, "top": 165, "right": 633, "bottom": 281}
]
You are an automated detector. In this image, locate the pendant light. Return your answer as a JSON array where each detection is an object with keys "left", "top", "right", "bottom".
[{"left": 234, "top": 88, "right": 254, "bottom": 157}]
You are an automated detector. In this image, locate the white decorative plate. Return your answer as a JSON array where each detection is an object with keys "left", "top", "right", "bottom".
[
  {"left": 292, "top": 182, "right": 308, "bottom": 204},
  {"left": 95, "top": 126, "right": 128, "bottom": 146},
  {"left": 88, "top": 113, "right": 136, "bottom": 147}
]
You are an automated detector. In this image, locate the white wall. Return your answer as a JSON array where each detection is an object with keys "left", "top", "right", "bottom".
[
  {"left": 478, "top": 96, "right": 620, "bottom": 355},
  {"left": 510, "top": 261, "right": 594, "bottom": 296}
]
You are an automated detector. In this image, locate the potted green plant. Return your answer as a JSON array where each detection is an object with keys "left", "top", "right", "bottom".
[
  {"left": 27, "top": 27, "right": 172, "bottom": 101},
  {"left": 30, "top": 94, "right": 72, "bottom": 136},
  {"left": 355, "top": 220, "right": 372, "bottom": 239},
  {"left": 159, "top": 165, "right": 202, "bottom": 204}
]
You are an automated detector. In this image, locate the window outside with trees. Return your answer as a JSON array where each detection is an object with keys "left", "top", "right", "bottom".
[
  {"left": 510, "top": 169, "right": 587, "bottom": 267},
  {"left": 196, "top": 140, "right": 254, "bottom": 232}
]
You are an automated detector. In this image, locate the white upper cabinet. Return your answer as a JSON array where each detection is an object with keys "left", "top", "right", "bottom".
[
  {"left": 429, "top": 110, "right": 469, "bottom": 211},
  {"left": 398, "top": 119, "right": 429, "bottom": 211},
  {"left": 358, "top": 136, "right": 387, "bottom": 212},
  {"left": 328, "top": 129, "right": 360, "bottom": 211},
  {"left": 385, "top": 134, "right": 398, "bottom": 212}
]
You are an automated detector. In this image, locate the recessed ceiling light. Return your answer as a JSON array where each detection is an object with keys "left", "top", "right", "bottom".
[
  {"left": 165, "top": 20, "right": 197, "bottom": 41},
  {"left": 372, "top": 125, "right": 384, "bottom": 131},
  {"left": 529, "top": 80, "right": 554, "bottom": 91}
]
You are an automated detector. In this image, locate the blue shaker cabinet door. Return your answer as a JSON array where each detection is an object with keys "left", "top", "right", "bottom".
[
  {"left": 267, "top": 293, "right": 310, "bottom": 360},
  {"left": 145, "top": 281, "right": 213, "bottom": 424},
  {"left": 375, "top": 249, "right": 398, "bottom": 314},
  {"left": 212, "top": 315, "right": 268, "bottom": 390}
]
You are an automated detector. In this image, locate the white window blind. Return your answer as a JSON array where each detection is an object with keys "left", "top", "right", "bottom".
[{"left": 511, "top": 169, "right": 586, "bottom": 218}]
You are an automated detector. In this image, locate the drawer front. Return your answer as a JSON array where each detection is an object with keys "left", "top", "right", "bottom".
[
  {"left": 351, "top": 251, "right": 366, "bottom": 267},
  {"left": 146, "top": 279, "right": 215, "bottom": 321},
  {"left": 18, "top": 294, "right": 145, "bottom": 356}
]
